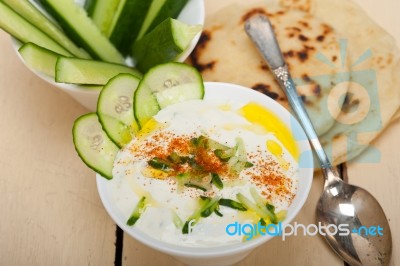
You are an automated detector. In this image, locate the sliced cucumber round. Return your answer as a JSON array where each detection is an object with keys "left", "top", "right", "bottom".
[
  {"left": 73, "top": 113, "right": 119, "bottom": 179},
  {"left": 97, "top": 73, "right": 140, "bottom": 148},
  {"left": 134, "top": 62, "right": 204, "bottom": 127}
]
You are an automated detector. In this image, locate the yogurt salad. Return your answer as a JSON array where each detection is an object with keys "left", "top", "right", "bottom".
[
  {"left": 111, "top": 98, "right": 300, "bottom": 246},
  {"left": 73, "top": 63, "right": 313, "bottom": 255}
]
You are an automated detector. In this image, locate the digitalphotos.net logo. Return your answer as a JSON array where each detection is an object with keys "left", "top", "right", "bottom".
[
  {"left": 187, "top": 220, "right": 384, "bottom": 242},
  {"left": 290, "top": 39, "right": 382, "bottom": 167}
]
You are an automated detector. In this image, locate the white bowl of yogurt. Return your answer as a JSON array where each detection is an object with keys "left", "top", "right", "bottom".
[
  {"left": 11, "top": 0, "right": 205, "bottom": 111},
  {"left": 97, "top": 82, "right": 314, "bottom": 266}
]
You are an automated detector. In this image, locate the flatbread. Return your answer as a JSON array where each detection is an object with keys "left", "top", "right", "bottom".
[
  {"left": 189, "top": 0, "right": 400, "bottom": 166},
  {"left": 292, "top": 0, "right": 400, "bottom": 165},
  {"left": 189, "top": 3, "right": 350, "bottom": 136}
]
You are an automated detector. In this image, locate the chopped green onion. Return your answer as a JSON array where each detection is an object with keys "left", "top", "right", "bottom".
[
  {"left": 182, "top": 197, "right": 220, "bottom": 234},
  {"left": 191, "top": 135, "right": 208, "bottom": 148},
  {"left": 245, "top": 161, "right": 254, "bottom": 168},
  {"left": 200, "top": 195, "right": 210, "bottom": 201},
  {"left": 182, "top": 220, "right": 192, "bottom": 234},
  {"left": 266, "top": 203, "right": 275, "bottom": 213},
  {"left": 148, "top": 157, "right": 171, "bottom": 171},
  {"left": 219, "top": 198, "right": 247, "bottom": 211},
  {"left": 187, "top": 157, "right": 204, "bottom": 172},
  {"left": 167, "top": 152, "right": 182, "bottom": 164},
  {"left": 127, "top": 196, "right": 146, "bottom": 226},
  {"left": 211, "top": 173, "right": 223, "bottom": 189},
  {"left": 200, "top": 200, "right": 219, "bottom": 217},
  {"left": 214, "top": 209, "right": 223, "bottom": 217},
  {"left": 184, "top": 183, "right": 207, "bottom": 191}
]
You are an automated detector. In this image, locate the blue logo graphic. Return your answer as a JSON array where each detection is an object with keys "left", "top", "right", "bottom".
[{"left": 290, "top": 39, "right": 381, "bottom": 167}]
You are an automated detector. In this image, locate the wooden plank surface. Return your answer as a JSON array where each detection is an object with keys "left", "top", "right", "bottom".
[
  {"left": 0, "top": 0, "right": 398, "bottom": 265},
  {"left": 0, "top": 31, "right": 116, "bottom": 266}
]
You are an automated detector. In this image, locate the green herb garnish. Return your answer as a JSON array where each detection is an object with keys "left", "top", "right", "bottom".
[
  {"left": 127, "top": 196, "right": 147, "bottom": 226},
  {"left": 219, "top": 198, "right": 247, "bottom": 211},
  {"left": 211, "top": 173, "right": 223, "bottom": 189}
]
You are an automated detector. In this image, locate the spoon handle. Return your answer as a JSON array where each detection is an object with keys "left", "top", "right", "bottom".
[{"left": 244, "top": 14, "right": 334, "bottom": 172}]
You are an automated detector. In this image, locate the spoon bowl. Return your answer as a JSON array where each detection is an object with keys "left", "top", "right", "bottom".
[
  {"left": 317, "top": 172, "right": 392, "bottom": 265},
  {"left": 245, "top": 14, "right": 392, "bottom": 266}
]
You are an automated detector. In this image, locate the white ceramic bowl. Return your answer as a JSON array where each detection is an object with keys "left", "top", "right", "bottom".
[
  {"left": 12, "top": 0, "right": 205, "bottom": 111},
  {"left": 96, "top": 82, "right": 314, "bottom": 266}
]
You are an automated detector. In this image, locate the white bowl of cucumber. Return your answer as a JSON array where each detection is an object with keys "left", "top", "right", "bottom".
[
  {"left": 7, "top": 0, "right": 204, "bottom": 111},
  {"left": 80, "top": 62, "right": 313, "bottom": 266}
]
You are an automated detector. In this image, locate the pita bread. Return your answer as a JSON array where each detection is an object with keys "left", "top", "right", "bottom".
[
  {"left": 188, "top": 0, "right": 400, "bottom": 166},
  {"left": 189, "top": 3, "right": 350, "bottom": 137},
  {"left": 303, "top": 0, "right": 400, "bottom": 165}
]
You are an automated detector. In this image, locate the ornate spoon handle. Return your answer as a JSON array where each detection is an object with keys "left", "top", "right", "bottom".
[{"left": 244, "top": 14, "right": 335, "bottom": 173}]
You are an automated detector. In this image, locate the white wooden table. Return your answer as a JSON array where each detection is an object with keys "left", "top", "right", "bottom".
[{"left": 0, "top": 0, "right": 398, "bottom": 265}]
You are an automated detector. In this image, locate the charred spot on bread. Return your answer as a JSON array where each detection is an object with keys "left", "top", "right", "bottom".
[
  {"left": 189, "top": 30, "right": 218, "bottom": 73},
  {"left": 316, "top": 35, "right": 325, "bottom": 42},
  {"left": 283, "top": 50, "right": 295, "bottom": 58},
  {"left": 299, "top": 34, "right": 309, "bottom": 41},
  {"left": 312, "top": 84, "right": 322, "bottom": 96},
  {"left": 301, "top": 74, "right": 311, "bottom": 82},
  {"left": 251, "top": 83, "right": 280, "bottom": 100},
  {"left": 260, "top": 64, "right": 269, "bottom": 71},
  {"left": 297, "top": 50, "right": 309, "bottom": 62},
  {"left": 241, "top": 8, "right": 269, "bottom": 24}
]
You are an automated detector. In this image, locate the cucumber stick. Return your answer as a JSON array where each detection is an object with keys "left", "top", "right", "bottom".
[
  {"left": 136, "top": 0, "right": 188, "bottom": 40},
  {"left": 56, "top": 57, "right": 142, "bottom": 85},
  {"left": 108, "top": 0, "right": 153, "bottom": 56},
  {"left": 127, "top": 196, "right": 147, "bottom": 226},
  {"left": 132, "top": 18, "right": 202, "bottom": 73},
  {"left": 97, "top": 74, "right": 140, "bottom": 148},
  {"left": 73, "top": 113, "right": 119, "bottom": 179},
  {"left": 84, "top": 0, "right": 96, "bottom": 15},
  {"left": 86, "top": 0, "right": 120, "bottom": 35},
  {"left": 0, "top": 2, "right": 71, "bottom": 56},
  {"left": 134, "top": 62, "right": 204, "bottom": 127},
  {"left": 2, "top": 0, "right": 90, "bottom": 58},
  {"left": 18, "top": 42, "right": 59, "bottom": 77},
  {"left": 39, "top": 0, "right": 125, "bottom": 64}
]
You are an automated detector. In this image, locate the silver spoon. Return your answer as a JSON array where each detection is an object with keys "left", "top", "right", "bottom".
[{"left": 245, "top": 14, "right": 392, "bottom": 266}]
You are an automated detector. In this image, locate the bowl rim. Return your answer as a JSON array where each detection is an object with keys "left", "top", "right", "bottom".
[{"left": 96, "top": 82, "right": 314, "bottom": 258}]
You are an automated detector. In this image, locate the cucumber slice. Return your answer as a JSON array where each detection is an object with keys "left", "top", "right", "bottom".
[
  {"left": 132, "top": 18, "right": 202, "bottom": 73},
  {"left": 3, "top": 0, "right": 90, "bottom": 58},
  {"left": 86, "top": 0, "right": 120, "bottom": 35},
  {"left": 72, "top": 113, "right": 119, "bottom": 179},
  {"left": 18, "top": 42, "right": 59, "bottom": 77},
  {"left": 97, "top": 74, "right": 140, "bottom": 148},
  {"left": 55, "top": 57, "right": 142, "bottom": 85},
  {"left": 39, "top": 0, "right": 125, "bottom": 64},
  {"left": 108, "top": 0, "right": 153, "bottom": 56},
  {"left": 0, "top": 1, "right": 71, "bottom": 56},
  {"left": 134, "top": 62, "right": 204, "bottom": 127},
  {"left": 136, "top": 0, "right": 188, "bottom": 40}
]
